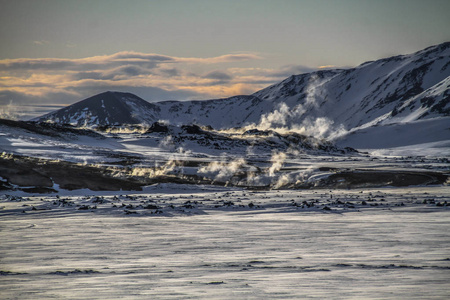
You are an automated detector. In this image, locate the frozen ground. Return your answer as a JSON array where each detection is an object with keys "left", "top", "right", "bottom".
[
  {"left": 1, "top": 121, "right": 448, "bottom": 191},
  {"left": 1, "top": 185, "right": 450, "bottom": 299},
  {"left": 1, "top": 121, "right": 449, "bottom": 299}
]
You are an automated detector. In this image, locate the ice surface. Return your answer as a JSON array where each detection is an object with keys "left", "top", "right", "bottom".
[
  {"left": 1, "top": 120, "right": 448, "bottom": 299},
  {"left": 1, "top": 187, "right": 449, "bottom": 299}
]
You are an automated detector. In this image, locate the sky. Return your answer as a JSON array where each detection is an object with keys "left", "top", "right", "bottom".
[{"left": 1, "top": 0, "right": 449, "bottom": 119}]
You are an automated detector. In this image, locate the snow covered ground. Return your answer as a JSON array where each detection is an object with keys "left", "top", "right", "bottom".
[
  {"left": 1, "top": 120, "right": 449, "bottom": 299},
  {"left": 1, "top": 185, "right": 449, "bottom": 299},
  {"left": 2, "top": 41, "right": 449, "bottom": 298},
  {"left": 335, "top": 117, "right": 450, "bottom": 154}
]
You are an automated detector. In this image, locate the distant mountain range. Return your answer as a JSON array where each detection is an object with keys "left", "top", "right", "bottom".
[{"left": 33, "top": 42, "right": 450, "bottom": 149}]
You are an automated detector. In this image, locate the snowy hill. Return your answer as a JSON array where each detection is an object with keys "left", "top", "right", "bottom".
[
  {"left": 34, "top": 43, "right": 450, "bottom": 149},
  {"left": 156, "top": 95, "right": 266, "bottom": 128},
  {"left": 33, "top": 91, "right": 160, "bottom": 126},
  {"left": 250, "top": 42, "right": 450, "bottom": 143}
]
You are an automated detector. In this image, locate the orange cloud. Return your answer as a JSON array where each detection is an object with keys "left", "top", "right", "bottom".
[
  {"left": 0, "top": 51, "right": 298, "bottom": 106},
  {"left": 318, "top": 65, "right": 336, "bottom": 69}
]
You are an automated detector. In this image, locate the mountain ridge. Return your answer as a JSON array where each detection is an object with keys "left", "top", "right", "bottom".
[{"left": 33, "top": 42, "right": 450, "bottom": 149}]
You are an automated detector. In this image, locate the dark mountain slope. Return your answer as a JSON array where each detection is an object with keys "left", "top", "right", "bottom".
[{"left": 33, "top": 91, "right": 160, "bottom": 126}]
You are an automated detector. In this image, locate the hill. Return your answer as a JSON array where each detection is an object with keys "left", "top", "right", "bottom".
[{"left": 33, "top": 43, "right": 450, "bottom": 149}]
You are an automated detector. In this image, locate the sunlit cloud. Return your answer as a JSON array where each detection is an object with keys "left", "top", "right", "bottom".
[
  {"left": 318, "top": 65, "right": 336, "bottom": 69},
  {"left": 0, "top": 50, "right": 339, "bottom": 118},
  {"left": 0, "top": 51, "right": 265, "bottom": 103},
  {"left": 179, "top": 53, "right": 262, "bottom": 64},
  {"left": 0, "top": 52, "right": 261, "bottom": 71}
]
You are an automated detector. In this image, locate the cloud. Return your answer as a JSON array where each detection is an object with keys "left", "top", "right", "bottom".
[
  {"left": 180, "top": 53, "right": 262, "bottom": 64},
  {"left": 0, "top": 85, "right": 204, "bottom": 120},
  {"left": 269, "top": 64, "right": 318, "bottom": 77},
  {"left": 0, "top": 89, "right": 79, "bottom": 107},
  {"left": 203, "top": 70, "right": 233, "bottom": 81},
  {"left": 0, "top": 51, "right": 177, "bottom": 73},
  {"left": 0, "top": 50, "right": 343, "bottom": 120},
  {"left": 33, "top": 40, "right": 49, "bottom": 46},
  {"left": 0, "top": 51, "right": 266, "bottom": 105},
  {"left": 0, "top": 52, "right": 261, "bottom": 72},
  {"left": 159, "top": 68, "right": 179, "bottom": 77},
  {"left": 72, "top": 71, "right": 112, "bottom": 81},
  {"left": 318, "top": 65, "right": 336, "bottom": 69}
]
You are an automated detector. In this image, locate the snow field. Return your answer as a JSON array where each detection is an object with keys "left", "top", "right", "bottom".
[{"left": 1, "top": 186, "right": 449, "bottom": 299}]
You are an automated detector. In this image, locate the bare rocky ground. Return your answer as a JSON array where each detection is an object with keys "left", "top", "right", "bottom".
[
  {"left": 2, "top": 184, "right": 449, "bottom": 216},
  {"left": 1, "top": 153, "right": 448, "bottom": 194},
  {"left": 0, "top": 154, "right": 143, "bottom": 192}
]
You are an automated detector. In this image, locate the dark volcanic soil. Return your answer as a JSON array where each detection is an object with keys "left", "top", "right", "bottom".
[
  {"left": 0, "top": 118, "right": 103, "bottom": 139},
  {"left": 0, "top": 154, "right": 217, "bottom": 193},
  {"left": 318, "top": 170, "right": 448, "bottom": 188},
  {"left": 1, "top": 154, "right": 447, "bottom": 193},
  {"left": 0, "top": 154, "right": 142, "bottom": 192}
]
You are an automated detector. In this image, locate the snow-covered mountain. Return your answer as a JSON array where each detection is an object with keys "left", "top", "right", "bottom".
[
  {"left": 34, "top": 91, "right": 160, "bottom": 126},
  {"left": 34, "top": 92, "right": 266, "bottom": 129},
  {"left": 253, "top": 43, "right": 450, "bottom": 129},
  {"left": 34, "top": 42, "right": 450, "bottom": 148}
]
